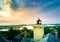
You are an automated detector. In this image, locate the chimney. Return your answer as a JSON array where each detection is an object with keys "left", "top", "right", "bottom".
[
  {"left": 24, "top": 30, "right": 27, "bottom": 38},
  {"left": 55, "top": 30, "right": 58, "bottom": 42}
]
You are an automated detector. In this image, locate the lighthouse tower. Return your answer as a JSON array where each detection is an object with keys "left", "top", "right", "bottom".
[{"left": 34, "top": 18, "right": 44, "bottom": 41}]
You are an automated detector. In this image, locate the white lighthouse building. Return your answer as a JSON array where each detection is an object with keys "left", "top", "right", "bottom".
[{"left": 34, "top": 18, "right": 44, "bottom": 41}]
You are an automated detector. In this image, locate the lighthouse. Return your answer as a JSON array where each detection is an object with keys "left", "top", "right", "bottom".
[{"left": 34, "top": 18, "right": 44, "bottom": 41}]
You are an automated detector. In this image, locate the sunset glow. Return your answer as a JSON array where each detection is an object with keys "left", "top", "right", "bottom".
[
  {"left": 0, "top": 11, "right": 12, "bottom": 17},
  {"left": 0, "top": 0, "right": 60, "bottom": 25}
]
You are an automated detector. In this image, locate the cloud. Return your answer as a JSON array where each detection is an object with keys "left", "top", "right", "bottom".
[
  {"left": 0, "top": 6, "right": 40, "bottom": 25},
  {"left": 0, "top": 0, "right": 60, "bottom": 25}
]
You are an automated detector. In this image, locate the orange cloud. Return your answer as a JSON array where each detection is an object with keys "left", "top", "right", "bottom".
[
  {"left": 0, "top": 6, "right": 41, "bottom": 25},
  {"left": 0, "top": 0, "right": 45, "bottom": 25}
]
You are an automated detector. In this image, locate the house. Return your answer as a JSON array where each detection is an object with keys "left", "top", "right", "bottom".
[
  {"left": 36, "top": 33, "right": 60, "bottom": 42},
  {"left": 21, "top": 37, "right": 33, "bottom": 42}
]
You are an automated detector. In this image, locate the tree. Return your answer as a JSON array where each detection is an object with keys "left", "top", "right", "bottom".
[
  {"left": 56, "top": 26, "right": 60, "bottom": 39},
  {"left": 44, "top": 26, "right": 56, "bottom": 35},
  {"left": 6, "top": 26, "right": 20, "bottom": 40}
]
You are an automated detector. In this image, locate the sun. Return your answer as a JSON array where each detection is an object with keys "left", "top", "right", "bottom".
[{"left": 0, "top": 11, "right": 12, "bottom": 17}]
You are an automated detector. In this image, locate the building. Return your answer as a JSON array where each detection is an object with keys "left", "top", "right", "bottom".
[
  {"left": 34, "top": 18, "right": 44, "bottom": 41},
  {"left": 37, "top": 33, "right": 60, "bottom": 42}
]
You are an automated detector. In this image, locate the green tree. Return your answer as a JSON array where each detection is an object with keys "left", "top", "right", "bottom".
[
  {"left": 56, "top": 26, "right": 60, "bottom": 39},
  {"left": 44, "top": 26, "right": 56, "bottom": 35},
  {"left": 6, "top": 26, "right": 20, "bottom": 40}
]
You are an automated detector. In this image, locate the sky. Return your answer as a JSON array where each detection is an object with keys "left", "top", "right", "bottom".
[{"left": 0, "top": 0, "right": 60, "bottom": 25}]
